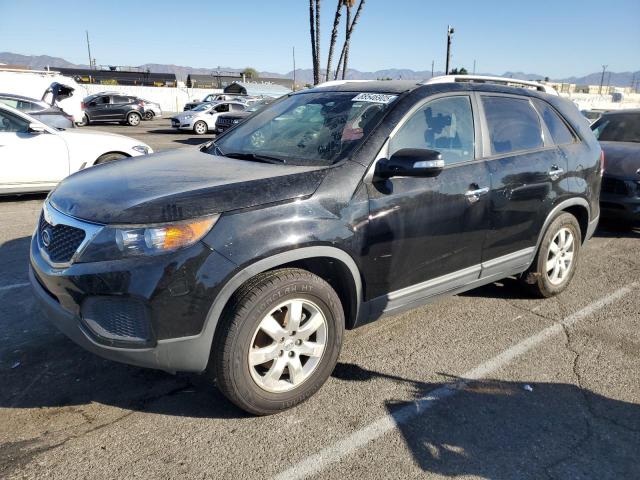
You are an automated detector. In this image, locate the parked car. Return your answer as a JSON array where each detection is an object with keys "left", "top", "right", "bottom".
[
  {"left": 139, "top": 98, "right": 162, "bottom": 120},
  {"left": 183, "top": 93, "right": 246, "bottom": 111},
  {"left": 30, "top": 77, "right": 601, "bottom": 415},
  {"left": 79, "top": 93, "right": 145, "bottom": 126},
  {"left": 171, "top": 101, "right": 246, "bottom": 135},
  {"left": 215, "top": 98, "right": 275, "bottom": 133},
  {"left": 0, "top": 92, "right": 75, "bottom": 129},
  {"left": 0, "top": 103, "right": 152, "bottom": 194},
  {"left": 591, "top": 109, "right": 640, "bottom": 227}
]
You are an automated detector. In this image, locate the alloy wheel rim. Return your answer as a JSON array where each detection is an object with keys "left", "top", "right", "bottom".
[
  {"left": 248, "top": 298, "right": 328, "bottom": 393},
  {"left": 195, "top": 122, "right": 206, "bottom": 134},
  {"left": 130, "top": 114, "right": 140, "bottom": 125},
  {"left": 546, "top": 227, "right": 575, "bottom": 285}
]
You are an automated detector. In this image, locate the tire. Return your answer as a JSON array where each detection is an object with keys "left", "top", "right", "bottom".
[
  {"left": 95, "top": 152, "right": 127, "bottom": 165},
  {"left": 144, "top": 111, "right": 154, "bottom": 120},
  {"left": 523, "top": 212, "right": 581, "bottom": 298},
  {"left": 126, "top": 112, "right": 142, "bottom": 126},
  {"left": 211, "top": 268, "right": 344, "bottom": 415},
  {"left": 193, "top": 120, "right": 208, "bottom": 135},
  {"left": 77, "top": 115, "right": 89, "bottom": 127}
]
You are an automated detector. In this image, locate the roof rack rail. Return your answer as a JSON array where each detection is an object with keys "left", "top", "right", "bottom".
[
  {"left": 422, "top": 75, "right": 558, "bottom": 95},
  {"left": 315, "top": 80, "right": 374, "bottom": 88}
]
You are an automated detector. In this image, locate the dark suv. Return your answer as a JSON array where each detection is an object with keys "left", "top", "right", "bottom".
[
  {"left": 30, "top": 78, "right": 601, "bottom": 415},
  {"left": 80, "top": 93, "right": 144, "bottom": 126}
]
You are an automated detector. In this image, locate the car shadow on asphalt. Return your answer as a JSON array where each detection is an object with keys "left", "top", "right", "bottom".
[
  {"left": 594, "top": 221, "right": 640, "bottom": 238},
  {"left": 332, "top": 362, "right": 640, "bottom": 478}
]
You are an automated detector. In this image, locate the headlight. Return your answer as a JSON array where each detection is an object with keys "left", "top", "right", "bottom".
[
  {"left": 183, "top": 115, "right": 193, "bottom": 120},
  {"left": 132, "top": 145, "right": 151, "bottom": 155},
  {"left": 78, "top": 215, "right": 219, "bottom": 262}
]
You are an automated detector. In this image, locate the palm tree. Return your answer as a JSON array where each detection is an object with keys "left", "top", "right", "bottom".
[
  {"left": 309, "top": 0, "right": 318, "bottom": 84},
  {"left": 333, "top": 0, "right": 365, "bottom": 80},
  {"left": 325, "top": 0, "right": 344, "bottom": 82}
]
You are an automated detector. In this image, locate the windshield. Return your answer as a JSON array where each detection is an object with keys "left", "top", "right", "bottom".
[
  {"left": 191, "top": 103, "right": 213, "bottom": 112},
  {"left": 592, "top": 113, "right": 640, "bottom": 143},
  {"left": 210, "top": 91, "right": 396, "bottom": 166}
]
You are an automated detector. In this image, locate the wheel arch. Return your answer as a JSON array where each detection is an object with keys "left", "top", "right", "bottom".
[
  {"left": 534, "top": 198, "right": 590, "bottom": 255},
  {"left": 93, "top": 151, "right": 131, "bottom": 166}
]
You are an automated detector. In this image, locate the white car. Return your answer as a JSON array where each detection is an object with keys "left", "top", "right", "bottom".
[
  {"left": 0, "top": 103, "right": 152, "bottom": 194},
  {"left": 171, "top": 101, "right": 246, "bottom": 135}
]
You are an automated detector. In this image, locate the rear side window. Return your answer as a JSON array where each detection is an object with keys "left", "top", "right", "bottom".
[
  {"left": 533, "top": 99, "right": 575, "bottom": 145},
  {"left": 482, "top": 96, "right": 543, "bottom": 154},
  {"left": 113, "top": 96, "right": 130, "bottom": 104}
]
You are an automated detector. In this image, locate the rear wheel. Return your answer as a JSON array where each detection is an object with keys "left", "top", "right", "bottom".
[
  {"left": 193, "top": 120, "right": 208, "bottom": 135},
  {"left": 210, "top": 268, "right": 344, "bottom": 415},
  {"left": 126, "top": 112, "right": 142, "bottom": 126},
  {"left": 95, "top": 152, "right": 127, "bottom": 165},
  {"left": 523, "top": 212, "right": 581, "bottom": 297}
]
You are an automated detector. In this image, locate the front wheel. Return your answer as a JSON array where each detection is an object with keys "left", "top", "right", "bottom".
[
  {"left": 523, "top": 212, "right": 581, "bottom": 298},
  {"left": 211, "top": 268, "right": 344, "bottom": 415},
  {"left": 77, "top": 115, "right": 89, "bottom": 127},
  {"left": 95, "top": 152, "right": 127, "bottom": 165},
  {"left": 144, "top": 111, "right": 154, "bottom": 120},
  {"left": 193, "top": 120, "right": 208, "bottom": 135},
  {"left": 126, "top": 112, "right": 141, "bottom": 126}
]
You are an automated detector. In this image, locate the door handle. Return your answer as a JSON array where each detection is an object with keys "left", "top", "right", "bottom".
[
  {"left": 548, "top": 166, "right": 564, "bottom": 179},
  {"left": 465, "top": 186, "right": 489, "bottom": 204}
]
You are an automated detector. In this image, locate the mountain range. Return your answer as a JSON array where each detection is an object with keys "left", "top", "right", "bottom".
[{"left": 1, "top": 52, "right": 637, "bottom": 88}]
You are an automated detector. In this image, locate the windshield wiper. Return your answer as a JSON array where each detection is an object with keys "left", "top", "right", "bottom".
[{"left": 223, "top": 152, "right": 287, "bottom": 164}]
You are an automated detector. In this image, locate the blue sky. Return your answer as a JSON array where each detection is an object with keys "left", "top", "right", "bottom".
[{"left": 0, "top": 0, "right": 638, "bottom": 77}]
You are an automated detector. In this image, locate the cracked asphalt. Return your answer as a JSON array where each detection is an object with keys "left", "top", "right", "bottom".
[{"left": 0, "top": 127, "right": 639, "bottom": 479}]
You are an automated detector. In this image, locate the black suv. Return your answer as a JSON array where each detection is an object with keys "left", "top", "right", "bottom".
[
  {"left": 80, "top": 93, "right": 145, "bottom": 126},
  {"left": 30, "top": 78, "right": 601, "bottom": 415}
]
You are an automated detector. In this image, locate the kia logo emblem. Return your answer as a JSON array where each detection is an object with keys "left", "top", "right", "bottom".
[{"left": 42, "top": 229, "right": 52, "bottom": 248}]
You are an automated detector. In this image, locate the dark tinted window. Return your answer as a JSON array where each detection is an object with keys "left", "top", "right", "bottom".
[
  {"left": 591, "top": 114, "right": 640, "bottom": 143},
  {"left": 533, "top": 99, "right": 575, "bottom": 145},
  {"left": 482, "top": 96, "right": 543, "bottom": 154},
  {"left": 113, "top": 96, "right": 130, "bottom": 104},
  {"left": 390, "top": 95, "right": 475, "bottom": 165},
  {"left": 0, "top": 109, "right": 29, "bottom": 132},
  {"left": 215, "top": 104, "right": 230, "bottom": 113}
]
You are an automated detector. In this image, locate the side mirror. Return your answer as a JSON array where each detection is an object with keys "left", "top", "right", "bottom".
[
  {"left": 375, "top": 148, "right": 444, "bottom": 179},
  {"left": 28, "top": 123, "right": 46, "bottom": 135}
]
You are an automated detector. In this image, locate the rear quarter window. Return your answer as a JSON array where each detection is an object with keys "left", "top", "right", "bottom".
[
  {"left": 533, "top": 99, "right": 576, "bottom": 145},
  {"left": 482, "top": 96, "right": 544, "bottom": 155}
]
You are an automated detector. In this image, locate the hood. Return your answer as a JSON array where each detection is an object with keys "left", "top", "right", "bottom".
[
  {"left": 57, "top": 128, "right": 145, "bottom": 146},
  {"left": 49, "top": 148, "right": 328, "bottom": 224},
  {"left": 173, "top": 110, "right": 208, "bottom": 121},
  {"left": 601, "top": 141, "right": 640, "bottom": 178}
]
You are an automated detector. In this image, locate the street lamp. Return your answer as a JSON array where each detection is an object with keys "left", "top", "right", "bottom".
[{"left": 445, "top": 25, "right": 455, "bottom": 75}]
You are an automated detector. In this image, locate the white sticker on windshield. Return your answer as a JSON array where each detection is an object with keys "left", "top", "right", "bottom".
[{"left": 352, "top": 93, "right": 397, "bottom": 104}]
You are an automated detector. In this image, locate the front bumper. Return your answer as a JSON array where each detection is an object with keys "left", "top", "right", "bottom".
[
  {"left": 30, "top": 233, "right": 237, "bottom": 372},
  {"left": 600, "top": 193, "right": 640, "bottom": 223}
]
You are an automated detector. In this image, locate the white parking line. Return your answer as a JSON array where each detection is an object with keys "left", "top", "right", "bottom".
[
  {"left": 0, "top": 282, "right": 30, "bottom": 293},
  {"left": 272, "top": 283, "right": 637, "bottom": 480}
]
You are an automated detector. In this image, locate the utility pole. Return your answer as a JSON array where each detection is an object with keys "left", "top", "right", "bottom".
[
  {"left": 473, "top": 59, "right": 476, "bottom": 74},
  {"left": 599, "top": 65, "right": 607, "bottom": 95},
  {"left": 431, "top": 60, "right": 434, "bottom": 78},
  {"left": 292, "top": 46, "right": 296, "bottom": 91},
  {"left": 445, "top": 25, "right": 454, "bottom": 75},
  {"left": 85, "top": 30, "right": 93, "bottom": 69}
]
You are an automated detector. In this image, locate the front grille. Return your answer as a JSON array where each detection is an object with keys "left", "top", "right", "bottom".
[
  {"left": 601, "top": 177, "right": 631, "bottom": 196},
  {"left": 38, "top": 213, "right": 86, "bottom": 263},
  {"left": 81, "top": 296, "right": 153, "bottom": 346}
]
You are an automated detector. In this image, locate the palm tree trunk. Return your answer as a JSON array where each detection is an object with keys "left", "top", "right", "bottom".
[
  {"left": 325, "top": 0, "right": 343, "bottom": 82},
  {"left": 309, "top": 0, "right": 318, "bottom": 84},
  {"left": 334, "top": 0, "right": 365, "bottom": 80},
  {"left": 315, "top": 0, "right": 321, "bottom": 82}
]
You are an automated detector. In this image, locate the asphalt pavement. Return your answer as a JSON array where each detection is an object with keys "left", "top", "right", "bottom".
[{"left": 0, "top": 122, "right": 638, "bottom": 479}]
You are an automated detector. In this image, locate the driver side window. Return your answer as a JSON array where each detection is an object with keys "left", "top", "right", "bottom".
[
  {"left": 390, "top": 96, "right": 475, "bottom": 166},
  {"left": 0, "top": 110, "right": 29, "bottom": 133}
]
